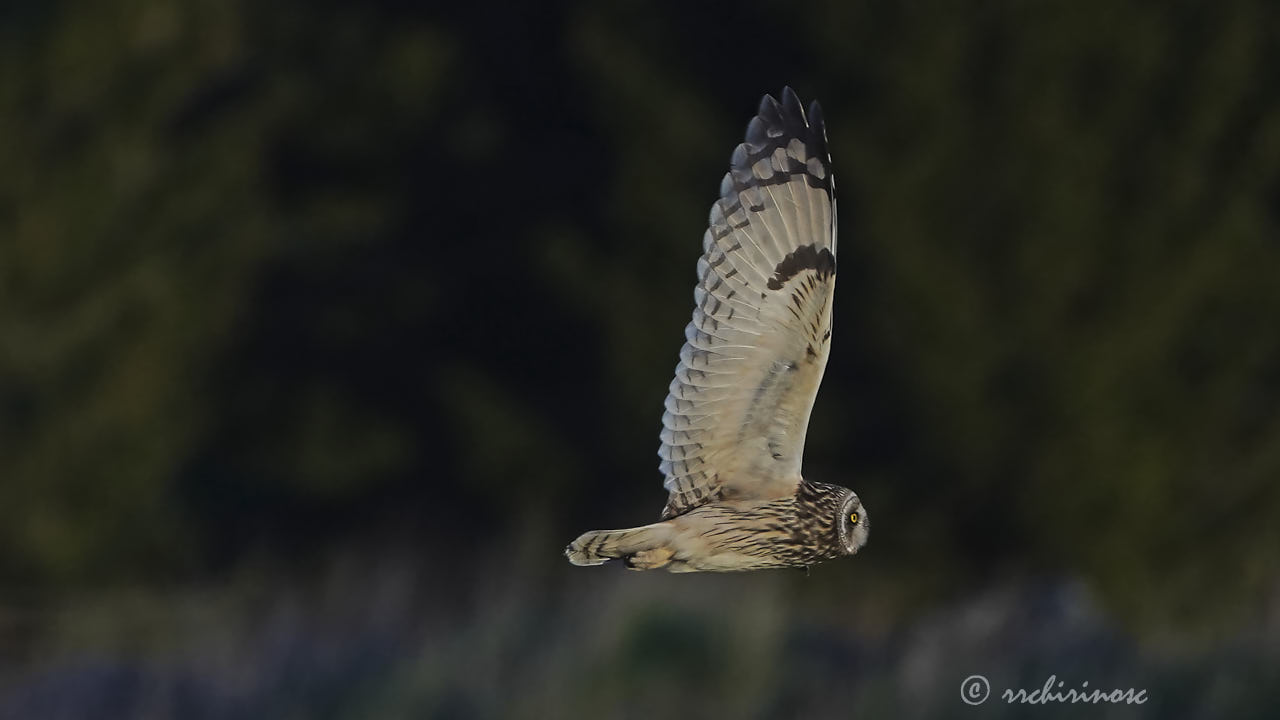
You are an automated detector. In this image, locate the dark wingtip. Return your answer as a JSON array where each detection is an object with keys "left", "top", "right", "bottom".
[
  {"left": 807, "top": 99, "right": 826, "bottom": 135},
  {"left": 781, "top": 86, "right": 806, "bottom": 123},
  {"left": 751, "top": 88, "right": 819, "bottom": 141},
  {"left": 725, "top": 88, "right": 834, "bottom": 199},
  {"left": 744, "top": 115, "right": 769, "bottom": 149},
  {"left": 756, "top": 92, "right": 784, "bottom": 132}
]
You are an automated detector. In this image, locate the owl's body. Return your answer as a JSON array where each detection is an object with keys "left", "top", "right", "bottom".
[
  {"left": 566, "top": 88, "right": 869, "bottom": 572},
  {"left": 568, "top": 481, "right": 859, "bottom": 572}
]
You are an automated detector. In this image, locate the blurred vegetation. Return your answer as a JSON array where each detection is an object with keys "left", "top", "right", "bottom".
[{"left": 1, "top": 0, "right": 1279, "bottom": 680}]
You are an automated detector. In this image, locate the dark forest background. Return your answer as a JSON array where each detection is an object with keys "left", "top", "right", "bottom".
[{"left": 2, "top": 1, "right": 1279, "bottom": 718}]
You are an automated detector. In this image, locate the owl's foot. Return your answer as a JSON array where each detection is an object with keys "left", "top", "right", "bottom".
[{"left": 623, "top": 547, "right": 674, "bottom": 570}]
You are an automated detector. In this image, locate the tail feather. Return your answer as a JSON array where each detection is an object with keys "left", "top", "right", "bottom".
[{"left": 565, "top": 524, "right": 670, "bottom": 567}]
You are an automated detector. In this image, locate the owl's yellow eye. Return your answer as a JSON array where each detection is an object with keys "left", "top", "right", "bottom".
[{"left": 849, "top": 513, "right": 859, "bottom": 525}]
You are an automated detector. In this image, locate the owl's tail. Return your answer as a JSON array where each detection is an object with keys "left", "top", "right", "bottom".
[{"left": 565, "top": 523, "right": 673, "bottom": 569}]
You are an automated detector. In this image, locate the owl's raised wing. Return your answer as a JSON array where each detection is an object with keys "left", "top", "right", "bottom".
[{"left": 659, "top": 88, "right": 837, "bottom": 520}]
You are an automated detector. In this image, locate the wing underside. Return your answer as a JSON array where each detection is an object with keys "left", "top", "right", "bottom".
[{"left": 658, "top": 87, "right": 837, "bottom": 519}]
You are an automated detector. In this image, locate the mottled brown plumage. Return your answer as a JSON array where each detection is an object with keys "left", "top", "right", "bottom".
[{"left": 565, "top": 88, "right": 869, "bottom": 572}]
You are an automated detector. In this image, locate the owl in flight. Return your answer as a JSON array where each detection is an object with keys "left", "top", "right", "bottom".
[{"left": 566, "top": 88, "right": 867, "bottom": 572}]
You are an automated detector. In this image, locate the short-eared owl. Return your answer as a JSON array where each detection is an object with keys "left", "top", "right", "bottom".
[{"left": 566, "top": 88, "right": 867, "bottom": 573}]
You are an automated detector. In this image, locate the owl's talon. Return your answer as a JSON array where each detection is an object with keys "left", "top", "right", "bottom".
[{"left": 624, "top": 547, "right": 674, "bottom": 570}]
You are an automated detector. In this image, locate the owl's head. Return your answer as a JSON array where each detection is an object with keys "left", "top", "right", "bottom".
[{"left": 837, "top": 491, "right": 869, "bottom": 555}]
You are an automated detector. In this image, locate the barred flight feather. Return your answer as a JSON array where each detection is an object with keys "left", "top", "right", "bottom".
[{"left": 659, "top": 87, "right": 837, "bottom": 520}]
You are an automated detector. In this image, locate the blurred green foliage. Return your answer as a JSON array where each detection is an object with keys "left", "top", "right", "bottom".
[{"left": 1, "top": 0, "right": 1278, "bottom": 638}]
